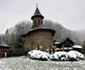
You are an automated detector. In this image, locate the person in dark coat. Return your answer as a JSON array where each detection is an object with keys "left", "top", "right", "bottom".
[{"left": 49, "top": 45, "right": 52, "bottom": 54}]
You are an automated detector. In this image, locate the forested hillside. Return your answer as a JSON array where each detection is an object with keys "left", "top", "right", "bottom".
[
  {"left": 43, "top": 20, "right": 85, "bottom": 45},
  {"left": 0, "top": 20, "right": 85, "bottom": 52}
]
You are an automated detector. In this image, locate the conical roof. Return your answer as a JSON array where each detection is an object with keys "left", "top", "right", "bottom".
[{"left": 31, "top": 7, "right": 44, "bottom": 20}]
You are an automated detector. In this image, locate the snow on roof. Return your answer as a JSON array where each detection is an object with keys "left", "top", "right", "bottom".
[
  {"left": 73, "top": 45, "right": 82, "bottom": 49},
  {"left": 67, "top": 50, "right": 84, "bottom": 59},
  {"left": 54, "top": 42, "right": 61, "bottom": 44},
  {"left": 28, "top": 50, "right": 50, "bottom": 60},
  {"left": 0, "top": 38, "right": 9, "bottom": 48}
]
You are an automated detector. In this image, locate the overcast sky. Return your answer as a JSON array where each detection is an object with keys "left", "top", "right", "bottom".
[{"left": 0, "top": 0, "right": 85, "bottom": 34}]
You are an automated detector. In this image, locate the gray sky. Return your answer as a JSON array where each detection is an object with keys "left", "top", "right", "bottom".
[{"left": 0, "top": 0, "right": 85, "bottom": 34}]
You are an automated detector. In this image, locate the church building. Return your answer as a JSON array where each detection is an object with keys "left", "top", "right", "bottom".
[{"left": 22, "top": 6, "right": 55, "bottom": 52}]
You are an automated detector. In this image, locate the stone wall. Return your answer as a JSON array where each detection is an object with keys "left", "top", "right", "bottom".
[{"left": 24, "top": 29, "right": 54, "bottom": 51}]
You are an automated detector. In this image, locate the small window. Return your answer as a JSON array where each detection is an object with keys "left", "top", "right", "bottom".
[
  {"left": 38, "top": 19, "right": 40, "bottom": 24},
  {"left": 41, "top": 20, "right": 42, "bottom": 24},
  {"left": 34, "top": 20, "right": 36, "bottom": 25}
]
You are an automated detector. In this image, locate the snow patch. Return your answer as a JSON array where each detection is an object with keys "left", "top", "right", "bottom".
[
  {"left": 50, "top": 51, "right": 67, "bottom": 61},
  {"left": 50, "top": 51, "right": 84, "bottom": 61},
  {"left": 28, "top": 50, "right": 84, "bottom": 61},
  {"left": 73, "top": 45, "right": 82, "bottom": 49},
  {"left": 28, "top": 50, "right": 50, "bottom": 60}
]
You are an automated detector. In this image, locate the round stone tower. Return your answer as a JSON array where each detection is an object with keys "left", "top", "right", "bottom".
[{"left": 23, "top": 6, "right": 55, "bottom": 52}]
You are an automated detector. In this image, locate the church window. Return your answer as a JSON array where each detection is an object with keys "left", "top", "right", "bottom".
[
  {"left": 34, "top": 20, "right": 36, "bottom": 25},
  {"left": 38, "top": 19, "right": 40, "bottom": 24}
]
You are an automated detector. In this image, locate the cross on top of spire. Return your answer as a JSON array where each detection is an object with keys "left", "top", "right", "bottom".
[{"left": 36, "top": 4, "right": 38, "bottom": 8}]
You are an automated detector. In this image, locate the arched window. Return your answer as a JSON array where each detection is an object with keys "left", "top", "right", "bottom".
[
  {"left": 41, "top": 20, "right": 42, "bottom": 24},
  {"left": 34, "top": 20, "right": 36, "bottom": 25},
  {"left": 38, "top": 19, "right": 40, "bottom": 24}
]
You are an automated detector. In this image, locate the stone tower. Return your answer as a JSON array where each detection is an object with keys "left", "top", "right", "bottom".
[
  {"left": 31, "top": 6, "right": 44, "bottom": 27},
  {"left": 22, "top": 6, "right": 55, "bottom": 51}
]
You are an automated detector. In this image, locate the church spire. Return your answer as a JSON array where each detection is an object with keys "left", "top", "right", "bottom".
[
  {"left": 31, "top": 5, "right": 44, "bottom": 27},
  {"left": 31, "top": 6, "right": 44, "bottom": 20}
]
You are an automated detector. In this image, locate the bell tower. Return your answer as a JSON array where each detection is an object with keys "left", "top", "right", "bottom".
[{"left": 31, "top": 5, "right": 44, "bottom": 28}]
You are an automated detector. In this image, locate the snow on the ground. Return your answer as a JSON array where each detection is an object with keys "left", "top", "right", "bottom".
[
  {"left": 50, "top": 50, "right": 84, "bottom": 61},
  {"left": 28, "top": 50, "right": 50, "bottom": 60},
  {"left": 75, "top": 51, "right": 84, "bottom": 59},
  {"left": 0, "top": 56, "right": 85, "bottom": 70},
  {"left": 50, "top": 51, "right": 67, "bottom": 61},
  {"left": 67, "top": 50, "right": 84, "bottom": 60},
  {"left": 28, "top": 50, "right": 84, "bottom": 61},
  {"left": 67, "top": 50, "right": 77, "bottom": 60}
]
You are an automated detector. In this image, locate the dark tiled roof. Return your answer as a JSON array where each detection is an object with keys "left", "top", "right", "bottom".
[
  {"left": 22, "top": 25, "right": 55, "bottom": 37},
  {"left": 61, "top": 37, "right": 74, "bottom": 44},
  {"left": 54, "top": 37, "right": 75, "bottom": 45},
  {"left": 0, "top": 38, "right": 10, "bottom": 48},
  {"left": 31, "top": 7, "right": 44, "bottom": 20},
  {"left": 31, "top": 24, "right": 46, "bottom": 29}
]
